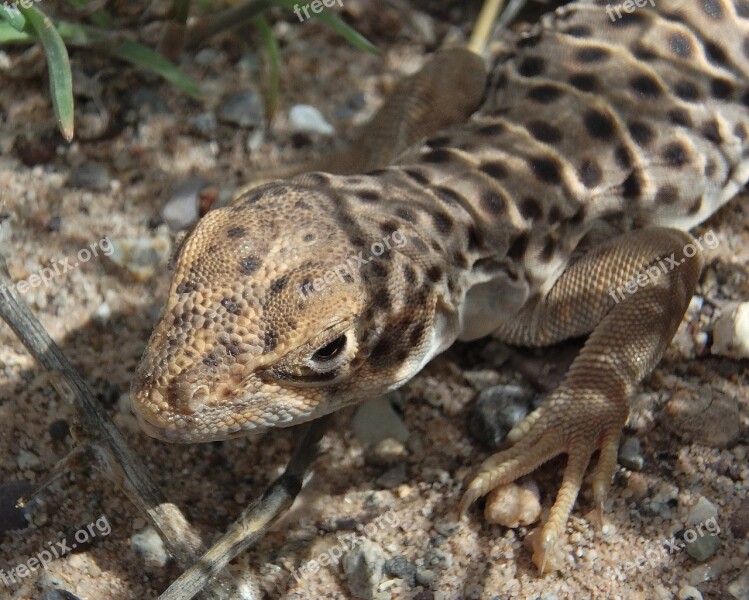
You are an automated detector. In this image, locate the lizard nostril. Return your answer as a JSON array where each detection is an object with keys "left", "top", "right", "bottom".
[{"left": 167, "top": 375, "right": 210, "bottom": 415}]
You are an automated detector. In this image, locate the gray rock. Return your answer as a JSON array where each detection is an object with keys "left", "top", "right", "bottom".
[
  {"left": 343, "top": 538, "right": 386, "bottom": 599},
  {"left": 217, "top": 90, "right": 265, "bottom": 128},
  {"left": 353, "top": 395, "right": 409, "bottom": 447},
  {"left": 67, "top": 162, "right": 110, "bottom": 191},
  {"left": 162, "top": 177, "right": 209, "bottom": 231},
  {"left": 684, "top": 530, "right": 720, "bottom": 562},
  {"left": 131, "top": 526, "right": 170, "bottom": 569},
  {"left": 289, "top": 104, "right": 335, "bottom": 136},
  {"left": 727, "top": 566, "right": 749, "bottom": 599},
  {"left": 188, "top": 112, "right": 218, "bottom": 136},
  {"left": 17, "top": 449, "right": 41, "bottom": 471},
  {"left": 376, "top": 464, "right": 407, "bottom": 489},
  {"left": 125, "top": 88, "right": 169, "bottom": 118},
  {"left": 619, "top": 436, "right": 644, "bottom": 471},
  {"left": 384, "top": 555, "right": 416, "bottom": 586},
  {"left": 468, "top": 384, "right": 536, "bottom": 448}
]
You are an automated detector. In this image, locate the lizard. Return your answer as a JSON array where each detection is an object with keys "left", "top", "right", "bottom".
[{"left": 130, "top": 0, "right": 749, "bottom": 573}]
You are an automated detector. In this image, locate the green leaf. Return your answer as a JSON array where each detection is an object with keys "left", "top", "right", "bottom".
[
  {"left": 0, "top": 4, "right": 26, "bottom": 31},
  {"left": 0, "top": 21, "right": 32, "bottom": 42},
  {"left": 19, "top": 6, "right": 75, "bottom": 141},
  {"left": 112, "top": 39, "right": 202, "bottom": 98},
  {"left": 252, "top": 15, "right": 279, "bottom": 119},
  {"left": 270, "top": 0, "right": 377, "bottom": 54}
]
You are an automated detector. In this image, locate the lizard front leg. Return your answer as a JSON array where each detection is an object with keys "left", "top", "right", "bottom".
[{"left": 459, "top": 227, "right": 705, "bottom": 573}]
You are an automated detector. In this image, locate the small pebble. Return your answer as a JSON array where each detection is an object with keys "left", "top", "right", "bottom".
[
  {"left": 376, "top": 464, "right": 407, "bottom": 489},
  {"left": 131, "top": 526, "right": 170, "bottom": 569},
  {"left": 619, "top": 436, "right": 644, "bottom": 471},
  {"left": 415, "top": 568, "right": 436, "bottom": 586},
  {"left": 188, "top": 112, "right": 218, "bottom": 137},
  {"left": 678, "top": 587, "right": 703, "bottom": 600},
  {"left": 161, "top": 177, "right": 210, "bottom": 231},
  {"left": 217, "top": 90, "right": 265, "bottom": 128},
  {"left": 684, "top": 530, "right": 720, "bottom": 562},
  {"left": 343, "top": 538, "right": 386, "bottom": 600},
  {"left": 48, "top": 419, "right": 70, "bottom": 441},
  {"left": 712, "top": 302, "right": 749, "bottom": 359},
  {"left": 484, "top": 481, "right": 541, "bottom": 528},
  {"left": 289, "top": 104, "right": 335, "bottom": 136},
  {"left": 17, "top": 449, "right": 41, "bottom": 470},
  {"left": 424, "top": 548, "right": 452, "bottom": 570},
  {"left": 67, "top": 162, "right": 110, "bottom": 191},
  {"left": 468, "top": 384, "right": 536, "bottom": 449},
  {"left": 366, "top": 438, "right": 407, "bottom": 467},
  {"left": 106, "top": 234, "right": 171, "bottom": 281},
  {"left": 688, "top": 497, "right": 719, "bottom": 527},
  {"left": 384, "top": 555, "right": 416, "bottom": 586},
  {"left": 353, "top": 395, "right": 409, "bottom": 447},
  {"left": 727, "top": 566, "right": 749, "bottom": 599},
  {"left": 94, "top": 302, "right": 111, "bottom": 325}
]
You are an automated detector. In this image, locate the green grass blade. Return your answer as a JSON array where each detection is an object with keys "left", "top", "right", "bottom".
[
  {"left": 252, "top": 15, "right": 279, "bottom": 119},
  {"left": 19, "top": 6, "right": 75, "bottom": 141},
  {"left": 0, "top": 21, "right": 32, "bottom": 42},
  {"left": 308, "top": 10, "right": 377, "bottom": 53},
  {"left": 0, "top": 5, "right": 26, "bottom": 31},
  {"left": 270, "top": 0, "right": 377, "bottom": 54},
  {"left": 112, "top": 39, "right": 202, "bottom": 98}
]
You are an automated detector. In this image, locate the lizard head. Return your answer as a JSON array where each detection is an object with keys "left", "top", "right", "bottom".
[{"left": 131, "top": 177, "right": 458, "bottom": 442}]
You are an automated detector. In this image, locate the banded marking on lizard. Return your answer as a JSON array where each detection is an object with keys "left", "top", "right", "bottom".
[{"left": 132, "top": 0, "right": 749, "bottom": 572}]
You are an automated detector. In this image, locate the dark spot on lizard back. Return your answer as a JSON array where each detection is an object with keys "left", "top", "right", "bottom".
[
  {"left": 527, "top": 85, "right": 562, "bottom": 104},
  {"left": 710, "top": 77, "right": 734, "bottom": 99},
  {"left": 422, "top": 148, "right": 455, "bottom": 163},
  {"left": 528, "top": 121, "right": 563, "bottom": 144},
  {"left": 622, "top": 171, "right": 643, "bottom": 199},
  {"left": 702, "top": 120, "right": 722, "bottom": 144},
  {"left": 432, "top": 211, "right": 453, "bottom": 234},
  {"left": 569, "top": 73, "right": 598, "bottom": 92},
  {"left": 583, "top": 109, "right": 616, "bottom": 140},
  {"left": 628, "top": 121, "right": 655, "bottom": 146},
  {"left": 669, "top": 32, "right": 694, "bottom": 58},
  {"left": 263, "top": 330, "right": 278, "bottom": 354},
  {"left": 270, "top": 276, "right": 288, "bottom": 294},
  {"left": 239, "top": 255, "right": 262, "bottom": 276},
  {"left": 527, "top": 156, "right": 562, "bottom": 185},
  {"left": 704, "top": 40, "right": 728, "bottom": 65},
  {"left": 507, "top": 233, "right": 529, "bottom": 260},
  {"left": 480, "top": 190, "right": 507, "bottom": 214},
  {"left": 518, "top": 56, "right": 545, "bottom": 77},
  {"left": 480, "top": 161, "right": 508, "bottom": 180},
  {"left": 701, "top": 0, "right": 724, "bottom": 19},
  {"left": 227, "top": 226, "right": 247, "bottom": 239},
  {"left": 404, "top": 169, "right": 430, "bottom": 185},
  {"left": 575, "top": 46, "right": 610, "bottom": 63},
  {"left": 655, "top": 185, "right": 679, "bottom": 204},
  {"left": 668, "top": 108, "right": 692, "bottom": 127},
  {"left": 630, "top": 74, "right": 663, "bottom": 99},
  {"left": 662, "top": 142, "right": 689, "bottom": 167},
  {"left": 356, "top": 190, "right": 381, "bottom": 202},
  {"left": 674, "top": 80, "right": 700, "bottom": 101},
  {"left": 520, "top": 197, "right": 543, "bottom": 220},
  {"left": 614, "top": 145, "right": 632, "bottom": 170},
  {"left": 565, "top": 25, "right": 592, "bottom": 37}
]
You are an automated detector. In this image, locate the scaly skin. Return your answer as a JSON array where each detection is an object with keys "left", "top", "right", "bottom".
[{"left": 132, "top": 0, "right": 749, "bottom": 573}]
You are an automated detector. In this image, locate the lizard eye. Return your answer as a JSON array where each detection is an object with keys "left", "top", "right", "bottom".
[{"left": 312, "top": 335, "right": 347, "bottom": 362}]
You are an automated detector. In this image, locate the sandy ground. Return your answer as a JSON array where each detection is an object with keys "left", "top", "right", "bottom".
[{"left": 0, "top": 1, "right": 748, "bottom": 599}]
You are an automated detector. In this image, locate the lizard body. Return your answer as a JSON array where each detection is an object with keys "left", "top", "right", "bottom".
[{"left": 132, "top": 0, "right": 749, "bottom": 572}]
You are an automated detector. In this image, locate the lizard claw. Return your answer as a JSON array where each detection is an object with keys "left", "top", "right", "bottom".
[{"left": 460, "top": 386, "right": 626, "bottom": 573}]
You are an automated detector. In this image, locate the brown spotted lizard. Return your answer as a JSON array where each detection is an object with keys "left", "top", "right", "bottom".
[{"left": 131, "top": 0, "right": 749, "bottom": 573}]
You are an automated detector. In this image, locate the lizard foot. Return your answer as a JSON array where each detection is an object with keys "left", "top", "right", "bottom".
[{"left": 459, "top": 385, "right": 627, "bottom": 573}]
